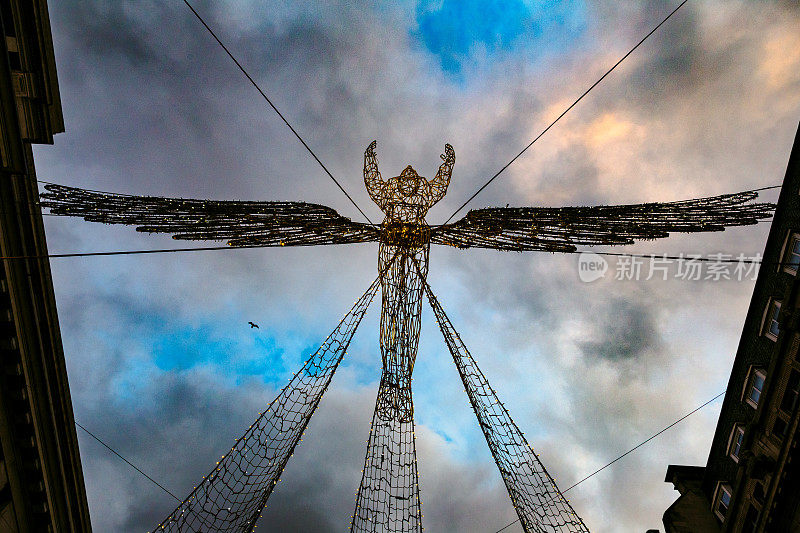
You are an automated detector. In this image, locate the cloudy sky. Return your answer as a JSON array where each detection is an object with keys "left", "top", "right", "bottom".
[{"left": 33, "top": 0, "right": 800, "bottom": 531}]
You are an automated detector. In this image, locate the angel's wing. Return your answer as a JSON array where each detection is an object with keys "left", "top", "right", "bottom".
[
  {"left": 40, "top": 183, "right": 380, "bottom": 247},
  {"left": 431, "top": 190, "right": 775, "bottom": 252}
]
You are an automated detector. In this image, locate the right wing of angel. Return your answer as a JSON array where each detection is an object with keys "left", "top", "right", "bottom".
[
  {"left": 40, "top": 183, "right": 380, "bottom": 247},
  {"left": 430, "top": 190, "right": 775, "bottom": 252}
]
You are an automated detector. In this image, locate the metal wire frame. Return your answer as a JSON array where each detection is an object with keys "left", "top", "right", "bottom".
[
  {"left": 364, "top": 140, "right": 454, "bottom": 223},
  {"left": 39, "top": 183, "right": 379, "bottom": 247},
  {"left": 348, "top": 141, "right": 455, "bottom": 532},
  {"left": 39, "top": 143, "right": 776, "bottom": 532},
  {"left": 152, "top": 276, "right": 380, "bottom": 532},
  {"left": 40, "top": 183, "right": 774, "bottom": 253},
  {"left": 350, "top": 371, "right": 423, "bottom": 533},
  {"left": 350, "top": 245, "right": 427, "bottom": 532},
  {"left": 431, "top": 191, "right": 775, "bottom": 252},
  {"left": 423, "top": 278, "right": 589, "bottom": 532}
]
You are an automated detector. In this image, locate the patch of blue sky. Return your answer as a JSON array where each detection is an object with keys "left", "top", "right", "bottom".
[
  {"left": 98, "top": 301, "right": 331, "bottom": 387},
  {"left": 413, "top": 0, "right": 587, "bottom": 78},
  {"left": 150, "top": 324, "right": 288, "bottom": 383},
  {"left": 104, "top": 313, "right": 347, "bottom": 409},
  {"left": 108, "top": 357, "right": 158, "bottom": 408},
  {"left": 337, "top": 313, "right": 383, "bottom": 387}
]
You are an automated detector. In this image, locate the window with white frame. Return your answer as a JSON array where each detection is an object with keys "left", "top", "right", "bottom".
[
  {"left": 728, "top": 425, "right": 745, "bottom": 462},
  {"left": 783, "top": 232, "right": 800, "bottom": 274},
  {"left": 714, "top": 483, "right": 733, "bottom": 521},
  {"left": 763, "top": 300, "right": 781, "bottom": 341},
  {"left": 745, "top": 368, "right": 767, "bottom": 409}
]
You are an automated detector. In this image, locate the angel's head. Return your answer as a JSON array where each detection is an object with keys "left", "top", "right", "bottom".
[{"left": 397, "top": 165, "right": 423, "bottom": 196}]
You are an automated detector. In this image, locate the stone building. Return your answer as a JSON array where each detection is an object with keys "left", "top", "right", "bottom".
[
  {"left": 664, "top": 121, "right": 800, "bottom": 532},
  {"left": 0, "top": 0, "right": 92, "bottom": 531}
]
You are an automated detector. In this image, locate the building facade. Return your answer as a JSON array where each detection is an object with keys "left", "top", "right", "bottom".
[
  {"left": 0, "top": 0, "right": 92, "bottom": 531},
  {"left": 664, "top": 121, "right": 800, "bottom": 532}
]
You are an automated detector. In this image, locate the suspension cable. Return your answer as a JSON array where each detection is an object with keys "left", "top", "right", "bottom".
[
  {"left": 492, "top": 390, "right": 725, "bottom": 533},
  {"left": 445, "top": 0, "right": 690, "bottom": 224},
  {"left": 76, "top": 421, "right": 181, "bottom": 502},
  {"left": 180, "top": 0, "right": 373, "bottom": 224}
]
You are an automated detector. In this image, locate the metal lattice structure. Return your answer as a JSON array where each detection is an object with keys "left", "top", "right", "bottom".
[
  {"left": 154, "top": 277, "right": 380, "bottom": 531},
  {"left": 40, "top": 184, "right": 379, "bottom": 247},
  {"left": 430, "top": 191, "right": 774, "bottom": 252},
  {"left": 39, "top": 142, "right": 776, "bottom": 532},
  {"left": 424, "top": 277, "right": 588, "bottom": 532}
]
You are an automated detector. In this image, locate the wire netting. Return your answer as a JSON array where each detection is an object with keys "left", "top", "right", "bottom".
[
  {"left": 349, "top": 242, "right": 427, "bottom": 532},
  {"left": 432, "top": 190, "right": 775, "bottom": 252},
  {"left": 425, "top": 283, "right": 590, "bottom": 533},
  {"left": 350, "top": 371, "right": 422, "bottom": 533},
  {"left": 40, "top": 183, "right": 379, "bottom": 247},
  {"left": 152, "top": 276, "right": 380, "bottom": 532}
]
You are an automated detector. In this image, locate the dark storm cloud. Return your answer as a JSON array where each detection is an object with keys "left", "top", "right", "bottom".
[
  {"left": 76, "top": 359, "right": 517, "bottom": 532},
  {"left": 65, "top": 3, "right": 157, "bottom": 66},
  {"left": 579, "top": 299, "right": 660, "bottom": 361},
  {"left": 623, "top": 2, "right": 704, "bottom": 105},
  {"left": 77, "top": 371, "right": 276, "bottom": 530}
]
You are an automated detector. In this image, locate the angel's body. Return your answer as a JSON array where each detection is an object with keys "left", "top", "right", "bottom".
[{"left": 364, "top": 141, "right": 454, "bottom": 422}]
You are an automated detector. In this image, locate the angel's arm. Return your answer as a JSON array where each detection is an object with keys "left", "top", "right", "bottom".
[
  {"left": 363, "top": 141, "right": 386, "bottom": 209},
  {"left": 426, "top": 144, "right": 455, "bottom": 206}
]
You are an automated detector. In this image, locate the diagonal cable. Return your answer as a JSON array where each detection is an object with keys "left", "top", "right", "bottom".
[
  {"left": 180, "top": 0, "right": 373, "bottom": 224},
  {"left": 444, "top": 0, "right": 690, "bottom": 224},
  {"left": 75, "top": 421, "right": 181, "bottom": 502},
  {"left": 492, "top": 390, "right": 726, "bottom": 533}
]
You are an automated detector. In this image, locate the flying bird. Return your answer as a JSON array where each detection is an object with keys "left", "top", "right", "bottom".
[{"left": 248, "top": 321, "right": 259, "bottom": 329}]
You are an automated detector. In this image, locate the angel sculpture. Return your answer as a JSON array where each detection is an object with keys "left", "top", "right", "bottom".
[{"left": 41, "top": 141, "right": 774, "bottom": 532}]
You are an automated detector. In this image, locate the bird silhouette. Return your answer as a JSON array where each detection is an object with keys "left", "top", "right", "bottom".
[{"left": 248, "top": 321, "right": 259, "bottom": 329}]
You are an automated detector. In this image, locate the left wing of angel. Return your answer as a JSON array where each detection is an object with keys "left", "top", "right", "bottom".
[
  {"left": 431, "top": 190, "right": 775, "bottom": 252},
  {"left": 40, "top": 183, "right": 380, "bottom": 247}
]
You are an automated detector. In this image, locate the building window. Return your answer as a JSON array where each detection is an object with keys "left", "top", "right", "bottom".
[
  {"left": 728, "top": 425, "right": 745, "bottom": 461},
  {"left": 782, "top": 232, "right": 800, "bottom": 274},
  {"left": 753, "top": 482, "right": 765, "bottom": 504},
  {"left": 780, "top": 369, "right": 800, "bottom": 414},
  {"left": 714, "top": 483, "right": 733, "bottom": 521},
  {"left": 773, "top": 416, "right": 788, "bottom": 440},
  {"left": 763, "top": 300, "right": 781, "bottom": 341},
  {"left": 745, "top": 368, "right": 766, "bottom": 409},
  {"left": 743, "top": 503, "right": 761, "bottom": 532}
]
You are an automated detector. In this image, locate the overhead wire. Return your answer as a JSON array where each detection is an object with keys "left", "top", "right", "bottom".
[
  {"left": 74, "top": 388, "right": 727, "bottom": 530},
  {"left": 75, "top": 421, "right": 181, "bottom": 502},
  {"left": 444, "top": 0, "right": 690, "bottom": 224},
  {"left": 492, "top": 390, "right": 726, "bottom": 533},
  {"left": 22, "top": 0, "right": 780, "bottom": 528},
  {"left": 5, "top": 246, "right": 795, "bottom": 266},
  {"left": 179, "top": 0, "right": 373, "bottom": 224},
  {"left": 0, "top": 244, "right": 274, "bottom": 259},
  {"left": 21, "top": 3, "right": 777, "bottom": 521},
  {"left": 12, "top": 183, "right": 779, "bottom": 261}
]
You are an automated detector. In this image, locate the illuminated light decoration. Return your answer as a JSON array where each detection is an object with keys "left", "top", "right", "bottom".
[
  {"left": 39, "top": 142, "right": 776, "bottom": 532},
  {"left": 152, "top": 277, "right": 377, "bottom": 532},
  {"left": 424, "top": 275, "right": 587, "bottom": 531}
]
